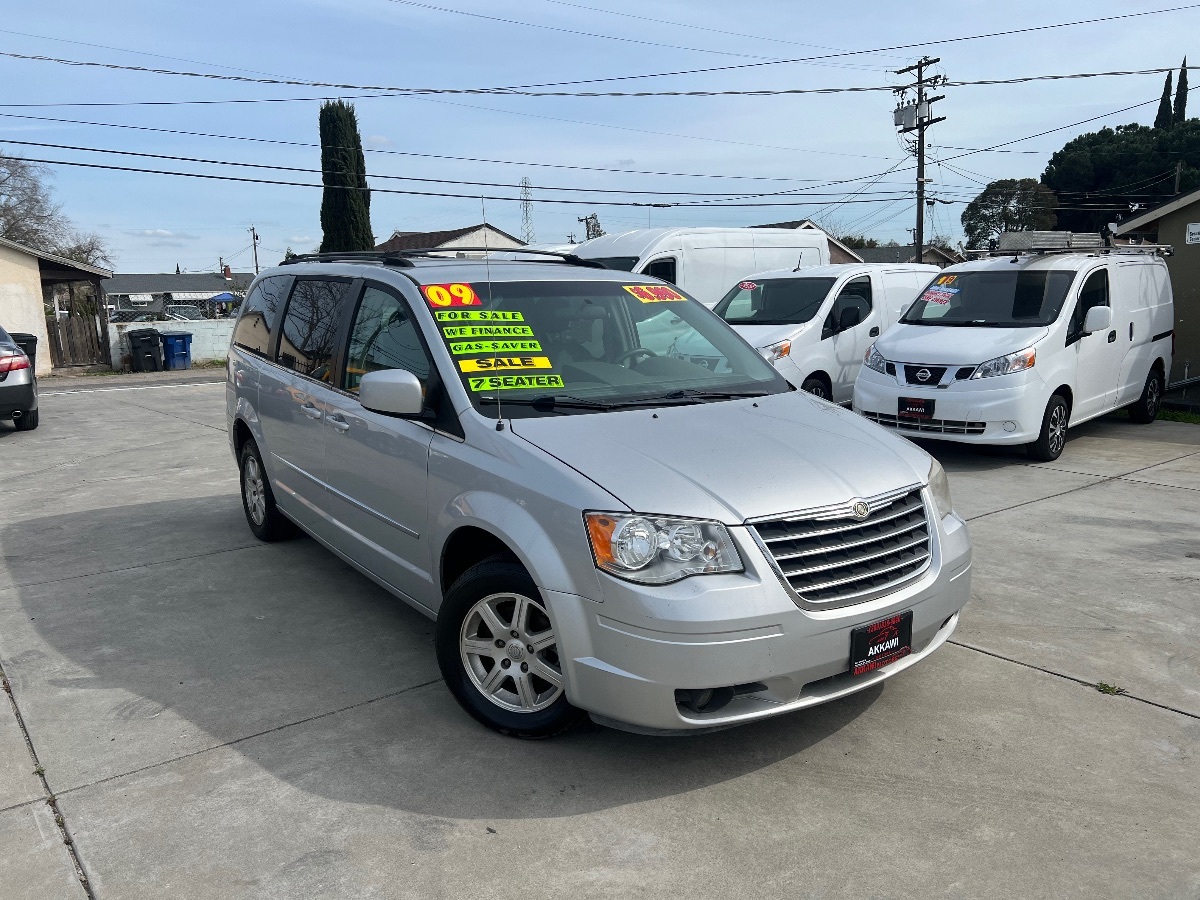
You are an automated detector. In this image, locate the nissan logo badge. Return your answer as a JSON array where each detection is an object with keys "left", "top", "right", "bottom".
[{"left": 916, "top": 368, "right": 932, "bottom": 382}]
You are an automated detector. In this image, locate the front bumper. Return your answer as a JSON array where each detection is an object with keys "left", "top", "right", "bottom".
[
  {"left": 853, "top": 365, "right": 1047, "bottom": 445},
  {"left": 550, "top": 507, "right": 971, "bottom": 732}
]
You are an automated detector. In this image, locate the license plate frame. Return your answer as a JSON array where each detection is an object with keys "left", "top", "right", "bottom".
[
  {"left": 898, "top": 396, "right": 935, "bottom": 419},
  {"left": 850, "top": 610, "right": 913, "bottom": 676}
]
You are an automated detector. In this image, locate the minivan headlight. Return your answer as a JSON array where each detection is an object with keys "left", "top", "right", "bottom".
[
  {"left": 864, "top": 343, "right": 887, "bottom": 374},
  {"left": 758, "top": 339, "right": 791, "bottom": 363},
  {"left": 928, "top": 458, "right": 953, "bottom": 519},
  {"left": 970, "top": 346, "right": 1035, "bottom": 379},
  {"left": 584, "top": 513, "right": 743, "bottom": 584}
]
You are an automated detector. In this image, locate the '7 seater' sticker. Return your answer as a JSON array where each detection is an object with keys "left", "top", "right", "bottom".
[
  {"left": 459, "top": 355, "right": 553, "bottom": 373},
  {"left": 449, "top": 340, "right": 542, "bottom": 355},
  {"left": 623, "top": 284, "right": 687, "bottom": 303},
  {"left": 442, "top": 324, "right": 534, "bottom": 339},
  {"left": 468, "top": 374, "right": 564, "bottom": 392}
]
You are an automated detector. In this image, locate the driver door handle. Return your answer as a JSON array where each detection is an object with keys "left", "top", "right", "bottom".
[
  {"left": 300, "top": 403, "right": 323, "bottom": 420},
  {"left": 869, "top": 326, "right": 880, "bottom": 337},
  {"left": 327, "top": 414, "right": 351, "bottom": 433}
]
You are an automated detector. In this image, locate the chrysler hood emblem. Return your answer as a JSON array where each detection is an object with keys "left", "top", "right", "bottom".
[{"left": 851, "top": 500, "right": 870, "bottom": 519}]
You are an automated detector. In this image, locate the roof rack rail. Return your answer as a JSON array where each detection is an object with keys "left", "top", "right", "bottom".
[
  {"left": 965, "top": 244, "right": 1174, "bottom": 259},
  {"left": 277, "top": 247, "right": 607, "bottom": 269}
]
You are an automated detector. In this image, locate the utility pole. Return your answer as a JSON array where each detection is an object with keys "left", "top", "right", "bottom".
[
  {"left": 249, "top": 225, "right": 261, "bottom": 275},
  {"left": 893, "top": 57, "right": 946, "bottom": 264},
  {"left": 1175, "top": 159, "right": 1184, "bottom": 195},
  {"left": 577, "top": 213, "right": 604, "bottom": 241},
  {"left": 519, "top": 178, "right": 535, "bottom": 244}
]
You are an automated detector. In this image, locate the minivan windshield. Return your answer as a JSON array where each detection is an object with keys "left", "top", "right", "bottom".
[
  {"left": 902, "top": 270, "right": 1076, "bottom": 327},
  {"left": 421, "top": 280, "right": 787, "bottom": 418},
  {"left": 713, "top": 277, "right": 836, "bottom": 325}
]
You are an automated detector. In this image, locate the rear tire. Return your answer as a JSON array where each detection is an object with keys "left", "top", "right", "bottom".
[
  {"left": 1127, "top": 368, "right": 1163, "bottom": 424},
  {"left": 1027, "top": 394, "right": 1070, "bottom": 462},
  {"left": 13, "top": 409, "right": 38, "bottom": 431},
  {"left": 436, "top": 557, "right": 584, "bottom": 739},
  {"left": 239, "top": 439, "right": 297, "bottom": 542},
  {"left": 801, "top": 376, "right": 831, "bottom": 400}
]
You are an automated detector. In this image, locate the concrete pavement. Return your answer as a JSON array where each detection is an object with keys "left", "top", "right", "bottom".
[{"left": 1, "top": 382, "right": 1198, "bottom": 898}]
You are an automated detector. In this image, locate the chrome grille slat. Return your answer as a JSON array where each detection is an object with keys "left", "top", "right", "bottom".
[
  {"left": 760, "top": 500, "right": 924, "bottom": 543},
  {"left": 862, "top": 411, "right": 986, "bottom": 435},
  {"left": 753, "top": 487, "right": 931, "bottom": 606}
]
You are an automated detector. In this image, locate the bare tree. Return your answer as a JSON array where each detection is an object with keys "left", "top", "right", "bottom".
[{"left": 0, "top": 153, "right": 110, "bottom": 264}]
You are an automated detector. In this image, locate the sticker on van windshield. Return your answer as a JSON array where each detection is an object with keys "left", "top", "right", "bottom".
[
  {"left": 920, "top": 286, "right": 958, "bottom": 305},
  {"left": 442, "top": 324, "right": 535, "bottom": 339},
  {"left": 468, "top": 374, "right": 565, "bottom": 392},
  {"left": 459, "top": 356, "right": 553, "bottom": 373},
  {"left": 449, "top": 340, "right": 542, "bottom": 355},
  {"left": 434, "top": 309, "right": 523, "bottom": 322},
  {"left": 738, "top": 281, "right": 758, "bottom": 291},
  {"left": 623, "top": 284, "right": 687, "bottom": 303},
  {"left": 421, "top": 283, "right": 483, "bottom": 308},
  {"left": 933, "top": 275, "right": 957, "bottom": 285}
]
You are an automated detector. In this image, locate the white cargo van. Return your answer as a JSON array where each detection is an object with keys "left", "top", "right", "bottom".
[
  {"left": 705, "top": 264, "right": 939, "bottom": 403},
  {"left": 573, "top": 228, "right": 830, "bottom": 306},
  {"left": 854, "top": 240, "right": 1174, "bottom": 461}
]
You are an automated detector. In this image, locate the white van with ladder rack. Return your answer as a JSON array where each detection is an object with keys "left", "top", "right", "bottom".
[{"left": 853, "top": 233, "right": 1174, "bottom": 461}]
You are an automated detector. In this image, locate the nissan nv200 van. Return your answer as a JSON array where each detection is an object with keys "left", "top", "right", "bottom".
[
  {"left": 853, "top": 241, "right": 1173, "bottom": 461},
  {"left": 227, "top": 250, "right": 971, "bottom": 737}
]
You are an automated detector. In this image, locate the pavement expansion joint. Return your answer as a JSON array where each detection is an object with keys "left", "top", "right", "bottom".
[
  {"left": 0, "top": 658, "right": 96, "bottom": 899},
  {"left": 948, "top": 639, "right": 1200, "bottom": 721},
  {"left": 55, "top": 678, "right": 444, "bottom": 800}
]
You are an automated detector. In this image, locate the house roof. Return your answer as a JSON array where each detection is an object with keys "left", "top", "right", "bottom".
[
  {"left": 0, "top": 236, "right": 112, "bottom": 279},
  {"left": 101, "top": 272, "right": 254, "bottom": 294},
  {"left": 1112, "top": 184, "right": 1200, "bottom": 234},
  {"left": 857, "top": 244, "right": 961, "bottom": 264},
  {"left": 752, "top": 219, "right": 864, "bottom": 262},
  {"left": 375, "top": 223, "right": 524, "bottom": 253}
]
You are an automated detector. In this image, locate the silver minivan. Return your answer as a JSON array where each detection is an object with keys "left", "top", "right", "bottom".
[{"left": 226, "top": 251, "right": 972, "bottom": 737}]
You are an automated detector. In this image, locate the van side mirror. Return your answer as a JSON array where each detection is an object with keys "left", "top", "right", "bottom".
[
  {"left": 1082, "top": 306, "right": 1112, "bottom": 334},
  {"left": 838, "top": 306, "right": 862, "bottom": 331},
  {"left": 360, "top": 369, "right": 424, "bottom": 417}
]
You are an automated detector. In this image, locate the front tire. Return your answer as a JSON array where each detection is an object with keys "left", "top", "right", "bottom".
[
  {"left": 436, "top": 557, "right": 583, "bottom": 739},
  {"left": 1027, "top": 394, "right": 1070, "bottom": 461},
  {"left": 239, "top": 439, "right": 297, "bottom": 542},
  {"left": 801, "top": 376, "right": 831, "bottom": 400},
  {"left": 13, "top": 409, "right": 38, "bottom": 431},
  {"left": 1127, "top": 368, "right": 1163, "bottom": 424}
]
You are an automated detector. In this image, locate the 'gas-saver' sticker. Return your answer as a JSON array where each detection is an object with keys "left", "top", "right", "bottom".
[
  {"left": 459, "top": 355, "right": 553, "bottom": 373},
  {"left": 422, "top": 283, "right": 482, "bottom": 308},
  {"left": 738, "top": 281, "right": 758, "bottom": 291},
  {"left": 442, "top": 325, "right": 535, "bottom": 339},
  {"left": 468, "top": 374, "right": 565, "bottom": 392},
  {"left": 434, "top": 309, "right": 523, "bottom": 322},
  {"left": 623, "top": 284, "right": 687, "bottom": 303},
  {"left": 449, "top": 340, "right": 543, "bottom": 355}
]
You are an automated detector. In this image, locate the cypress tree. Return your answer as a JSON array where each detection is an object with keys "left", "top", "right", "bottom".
[
  {"left": 1174, "top": 57, "right": 1189, "bottom": 124},
  {"left": 318, "top": 101, "right": 374, "bottom": 253},
  {"left": 1155, "top": 71, "right": 1174, "bottom": 129}
]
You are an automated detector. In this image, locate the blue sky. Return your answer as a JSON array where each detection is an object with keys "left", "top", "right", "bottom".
[{"left": 2, "top": 0, "right": 1196, "bottom": 273}]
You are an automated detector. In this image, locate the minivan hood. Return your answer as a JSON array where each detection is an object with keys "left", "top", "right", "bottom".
[
  {"left": 877, "top": 323, "right": 1048, "bottom": 366},
  {"left": 509, "top": 392, "right": 931, "bottom": 523},
  {"left": 728, "top": 323, "right": 809, "bottom": 348}
]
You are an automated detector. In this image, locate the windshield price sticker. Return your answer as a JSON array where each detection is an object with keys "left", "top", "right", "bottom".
[
  {"left": 434, "top": 309, "right": 523, "bottom": 322},
  {"left": 921, "top": 286, "right": 958, "bottom": 305},
  {"left": 459, "top": 355, "right": 553, "bottom": 373},
  {"left": 469, "top": 374, "right": 565, "bottom": 392},
  {"left": 623, "top": 284, "right": 687, "bottom": 303},
  {"left": 442, "top": 324, "right": 535, "bottom": 339},
  {"left": 933, "top": 274, "right": 957, "bottom": 285},
  {"left": 449, "top": 340, "right": 543, "bottom": 355},
  {"left": 422, "top": 283, "right": 483, "bottom": 308},
  {"left": 738, "top": 281, "right": 758, "bottom": 291}
]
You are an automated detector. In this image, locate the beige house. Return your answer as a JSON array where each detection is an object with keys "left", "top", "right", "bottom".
[
  {"left": 375, "top": 224, "right": 524, "bottom": 256},
  {"left": 0, "top": 237, "right": 112, "bottom": 375}
]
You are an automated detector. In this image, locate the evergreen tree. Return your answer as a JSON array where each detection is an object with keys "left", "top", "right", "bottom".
[
  {"left": 318, "top": 101, "right": 374, "bottom": 253},
  {"left": 1175, "top": 57, "right": 1189, "bottom": 125},
  {"left": 1155, "top": 71, "right": 1174, "bottom": 129}
]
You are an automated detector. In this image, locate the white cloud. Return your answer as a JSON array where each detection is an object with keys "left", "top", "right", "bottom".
[
  {"left": 288, "top": 235, "right": 315, "bottom": 243},
  {"left": 366, "top": 135, "right": 394, "bottom": 147}
]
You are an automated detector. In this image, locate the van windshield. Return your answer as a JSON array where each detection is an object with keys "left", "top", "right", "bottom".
[
  {"left": 421, "top": 280, "right": 787, "bottom": 418},
  {"left": 713, "top": 277, "right": 836, "bottom": 325},
  {"left": 902, "top": 270, "right": 1076, "bottom": 327},
  {"left": 589, "top": 257, "right": 639, "bottom": 272}
]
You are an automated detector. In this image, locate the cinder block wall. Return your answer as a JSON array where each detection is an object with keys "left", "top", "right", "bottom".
[{"left": 108, "top": 321, "right": 236, "bottom": 368}]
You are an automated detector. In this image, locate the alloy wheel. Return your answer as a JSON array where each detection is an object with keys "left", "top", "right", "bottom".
[
  {"left": 243, "top": 455, "right": 267, "bottom": 526},
  {"left": 1146, "top": 377, "right": 1161, "bottom": 418},
  {"left": 459, "top": 592, "right": 563, "bottom": 713},
  {"left": 1048, "top": 405, "right": 1067, "bottom": 456}
]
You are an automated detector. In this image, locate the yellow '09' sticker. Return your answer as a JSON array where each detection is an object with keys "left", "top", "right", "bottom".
[
  {"left": 623, "top": 284, "right": 687, "bottom": 303},
  {"left": 468, "top": 374, "right": 564, "bottom": 392},
  {"left": 459, "top": 356, "right": 553, "bottom": 373}
]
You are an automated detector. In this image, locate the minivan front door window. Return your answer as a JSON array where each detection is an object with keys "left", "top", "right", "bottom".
[
  {"left": 1066, "top": 268, "right": 1110, "bottom": 345},
  {"left": 643, "top": 257, "right": 677, "bottom": 285},
  {"left": 343, "top": 286, "right": 431, "bottom": 393},
  {"left": 823, "top": 276, "right": 872, "bottom": 339},
  {"left": 902, "top": 270, "right": 1075, "bottom": 327},
  {"left": 277, "top": 278, "right": 353, "bottom": 381}
]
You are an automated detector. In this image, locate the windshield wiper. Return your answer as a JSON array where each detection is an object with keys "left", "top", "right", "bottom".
[{"left": 479, "top": 394, "right": 619, "bottom": 411}]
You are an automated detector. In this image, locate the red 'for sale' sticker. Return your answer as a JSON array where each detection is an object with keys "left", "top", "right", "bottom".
[{"left": 739, "top": 281, "right": 758, "bottom": 291}]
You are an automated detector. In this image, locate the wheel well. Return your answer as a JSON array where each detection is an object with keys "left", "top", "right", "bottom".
[
  {"left": 232, "top": 418, "right": 253, "bottom": 456},
  {"left": 441, "top": 527, "right": 519, "bottom": 594},
  {"left": 1152, "top": 357, "right": 1166, "bottom": 378},
  {"left": 803, "top": 370, "right": 832, "bottom": 393},
  {"left": 1052, "top": 385, "right": 1073, "bottom": 411}
]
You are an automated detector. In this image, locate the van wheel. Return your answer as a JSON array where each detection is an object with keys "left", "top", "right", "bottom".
[
  {"left": 13, "top": 409, "right": 38, "bottom": 431},
  {"left": 436, "top": 557, "right": 584, "bottom": 739},
  {"left": 801, "top": 377, "right": 830, "bottom": 400},
  {"left": 1127, "top": 369, "right": 1163, "bottom": 424},
  {"left": 239, "top": 439, "right": 297, "bottom": 542},
  {"left": 1027, "top": 394, "right": 1070, "bottom": 462}
]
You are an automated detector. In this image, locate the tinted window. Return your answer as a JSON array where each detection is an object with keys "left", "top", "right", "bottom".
[
  {"left": 590, "top": 257, "right": 639, "bottom": 271},
  {"left": 823, "top": 276, "right": 873, "bottom": 336},
  {"left": 902, "top": 270, "right": 1075, "bottom": 327},
  {"left": 1068, "top": 268, "right": 1109, "bottom": 342},
  {"left": 232, "top": 275, "right": 292, "bottom": 358},
  {"left": 714, "top": 277, "right": 835, "bottom": 325},
  {"left": 343, "top": 286, "right": 431, "bottom": 393},
  {"left": 643, "top": 257, "right": 677, "bottom": 284},
  {"left": 276, "top": 278, "right": 352, "bottom": 381}
]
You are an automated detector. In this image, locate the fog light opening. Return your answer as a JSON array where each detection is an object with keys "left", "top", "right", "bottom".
[
  {"left": 1002, "top": 420, "right": 1018, "bottom": 432},
  {"left": 675, "top": 686, "right": 735, "bottom": 715}
]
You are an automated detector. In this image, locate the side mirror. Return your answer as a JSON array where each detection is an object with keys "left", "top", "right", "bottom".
[
  {"left": 838, "top": 305, "right": 862, "bottom": 331},
  {"left": 1083, "top": 305, "right": 1112, "bottom": 334},
  {"left": 360, "top": 369, "right": 424, "bottom": 417}
]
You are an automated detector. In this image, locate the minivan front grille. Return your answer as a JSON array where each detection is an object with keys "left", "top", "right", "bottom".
[
  {"left": 753, "top": 488, "right": 931, "bottom": 606},
  {"left": 862, "top": 411, "right": 986, "bottom": 435},
  {"left": 903, "top": 364, "right": 947, "bottom": 385}
]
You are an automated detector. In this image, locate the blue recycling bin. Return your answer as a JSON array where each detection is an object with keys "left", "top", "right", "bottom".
[{"left": 159, "top": 331, "right": 193, "bottom": 370}]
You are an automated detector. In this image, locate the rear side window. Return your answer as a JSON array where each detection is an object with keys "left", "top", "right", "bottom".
[
  {"left": 276, "top": 278, "right": 353, "bottom": 381},
  {"left": 232, "top": 275, "right": 291, "bottom": 358}
]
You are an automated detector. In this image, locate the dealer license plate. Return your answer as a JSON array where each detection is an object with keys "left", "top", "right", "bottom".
[
  {"left": 898, "top": 397, "right": 935, "bottom": 419},
  {"left": 850, "top": 610, "right": 913, "bottom": 676}
]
